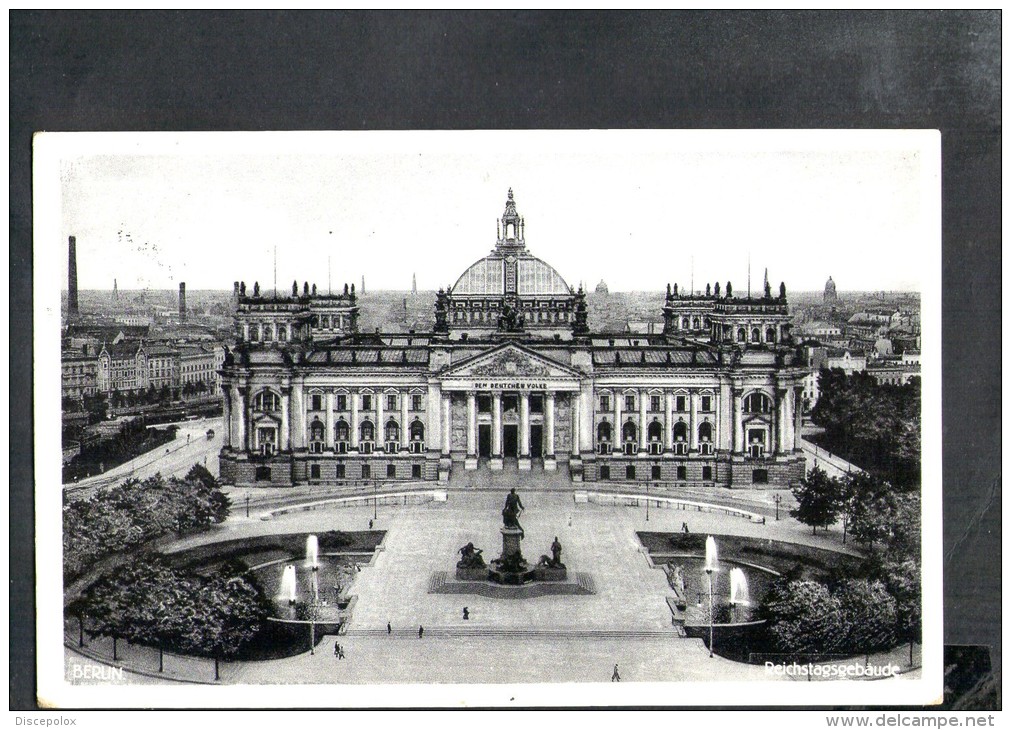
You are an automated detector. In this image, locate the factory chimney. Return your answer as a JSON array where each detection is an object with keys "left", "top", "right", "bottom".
[
  {"left": 68, "top": 236, "right": 79, "bottom": 316},
  {"left": 179, "top": 282, "right": 187, "bottom": 322}
]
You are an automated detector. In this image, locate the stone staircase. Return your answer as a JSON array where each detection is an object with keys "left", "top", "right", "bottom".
[
  {"left": 446, "top": 459, "right": 574, "bottom": 491},
  {"left": 345, "top": 626, "right": 683, "bottom": 640}
]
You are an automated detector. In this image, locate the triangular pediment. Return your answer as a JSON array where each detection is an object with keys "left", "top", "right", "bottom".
[{"left": 441, "top": 343, "right": 581, "bottom": 380}]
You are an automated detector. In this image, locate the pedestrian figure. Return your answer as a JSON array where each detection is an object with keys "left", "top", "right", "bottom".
[
  {"left": 612, "top": 664, "right": 621, "bottom": 682},
  {"left": 568, "top": 514, "right": 572, "bottom": 527},
  {"left": 682, "top": 521, "right": 689, "bottom": 534},
  {"left": 334, "top": 642, "right": 341, "bottom": 659},
  {"left": 418, "top": 625, "right": 424, "bottom": 639},
  {"left": 338, "top": 646, "right": 345, "bottom": 660},
  {"left": 463, "top": 607, "right": 469, "bottom": 620},
  {"left": 387, "top": 621, "right": 392, "bottom": 635},
  {"left": 369, "top": 518, "right": 374, "bottom": 529}
]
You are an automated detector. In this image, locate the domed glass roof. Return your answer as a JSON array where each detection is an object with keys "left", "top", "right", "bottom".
[{"left": 452, "top": 254, "right": 570, "bottom": 296}]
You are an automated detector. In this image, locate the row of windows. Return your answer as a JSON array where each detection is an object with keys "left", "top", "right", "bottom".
[
  {"left": 307, "top": 393, "right": 424, "bottom": 413},
  {"left": 596, "top": 465, "right": 767, "bottom": 483},
  {"left": 305, "top": 463, "right": 424, "bottom": 481},
  {"left": 716, "top": 325, "right": 780, "bottom": 343},
  {"left": 598, "top": 394, "right": 715, "bottom": 413},
  {"left": 308, "top": 419, "right": 425, "bottom": 443},
  {"left": 596, "top": 419, "right": 715, "bottom": 443}
]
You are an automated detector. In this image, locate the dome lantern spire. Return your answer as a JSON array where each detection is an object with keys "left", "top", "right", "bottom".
[{"left": 497, "top": 187, "right": 525, "bottom": 249}]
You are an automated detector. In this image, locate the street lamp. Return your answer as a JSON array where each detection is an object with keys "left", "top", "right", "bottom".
[
  {"left": 774, "top": 493, "right": 781, "bottom": 521},
  {"left": 373, "top": 479, "right": 378, "bottom": 521}
]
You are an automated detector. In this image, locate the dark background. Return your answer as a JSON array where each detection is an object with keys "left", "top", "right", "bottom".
[{"left": 10, "top": 10, "right": 1000, "bottom": 709}]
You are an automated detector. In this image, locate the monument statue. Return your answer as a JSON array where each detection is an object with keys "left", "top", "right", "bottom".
[
  {"left": 456, "top": 542, "right": 485, "bottom": 569},
  {"left": 502, "top": 488, "right": 525, "bottom": 537},
  {"left": 538, "top": 536, "right": 566, "bottom": 569}
]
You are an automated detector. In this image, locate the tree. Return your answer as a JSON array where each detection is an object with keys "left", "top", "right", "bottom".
[
  {"left": 790, "top": 466, "right": 843, "bottom": 534},
  {"left": 843, "top": 471, "right": 896, "bottom": 550},
  {"left": 881, "top": 557, "right": 922, "bottom": 665},
  {"left": 833, "top": 579, "right": 897, "bottom": 655},
  {"left": 761, "top": 579, "right": 845, "bottom": 658}
]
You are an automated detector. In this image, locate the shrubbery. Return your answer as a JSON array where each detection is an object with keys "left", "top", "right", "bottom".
[{"left": 63, "top": 464, "right": 230, "bottom": 580}]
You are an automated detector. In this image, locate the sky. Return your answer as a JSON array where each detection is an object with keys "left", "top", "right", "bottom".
[{"left": 53, "top": 131, "right": 938, "bottom": 293}]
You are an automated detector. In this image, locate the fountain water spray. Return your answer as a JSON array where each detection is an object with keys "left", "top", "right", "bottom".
[
  {"left": 306, "top": 534, "right": 319, "bottom": 571},
  {"left": 279, "top": 564, "right": 298, "bottom": 605},
  {"left": 729, "top": 567, "right": 750, "bottom": 606},
  {"left": 703, "top": 535, "right": 719, "bottom": 573}
]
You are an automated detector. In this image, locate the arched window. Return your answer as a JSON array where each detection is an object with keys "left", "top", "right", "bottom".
[
  {"left": 360, "top": 420, "right": 375, "bottom": 442},
  {"left": 309, "top": 419, "right": 325, "bottom": 442},
  {"left": 692, "top": 316, "right": 700, "bottom": 329},
  {"left": 751, "top": 328, "right": 761, "bottom": 343},
  {"left": 250, "top": 324, "right": 261, "bottom": 341},
  {"left": 253, "top": 389, "right": 280, "bottom": 412},
  {"left": 278, "top": 324, "right": 287, "bottom": 341},
  {"left": 385, "top": 419, "right": 400, "bottom": 443},
  {"left": 410, "top": 420, "right": 425, "bottom": 441},
  {"left": 698, "top": 421, "right": 713, "bottom": 443},
  {"left": 263, "top": 324, "right": 273, "bottom": 342},
  {"left": 622, "top": 421, "right": 637, "bottom": 442},
  {"left": 743, "top": 392, "right": 772, "bottom": 414},
  {"left": 672, "top": 421, "right": 688, "bottom": 443},
  {"left": 335, "top": 419, "right": 350, "bottom": 442},
  {"left": 766, "top": 327, "right": 776, "bottom": 342},
  {"left": 737, "top": 327, "right": 746, "bottom": 342},
  {"left": 681, "top": 317, "right": 690, "bottom": 329},
  {"left": 597, "top": 421, "right": 612, "bottom": 442},
  {"left": 648, "top": 420, "right": 664, "bottom": 442}
]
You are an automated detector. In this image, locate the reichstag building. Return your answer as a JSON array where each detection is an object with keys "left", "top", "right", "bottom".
[{"left": 219, "top": 190, "right": 806, "bottom": 490}]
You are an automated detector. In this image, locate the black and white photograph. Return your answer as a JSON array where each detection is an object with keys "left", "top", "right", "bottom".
[{"left": 33, "top": 130, "right": 942, "bottom": 708}]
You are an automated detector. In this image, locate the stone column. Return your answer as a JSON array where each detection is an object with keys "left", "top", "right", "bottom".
[
  {"left": 325, "top": 391, "right": 335, "bottom": 449},
  {"left": 664, "top": 391, "right": 674, "bottom": 453},
  {"left": 441, "top": 394, "right": 451, "bottom": 455},
  {"left": 776, "top": 388, "right": 788, "bottom": 455},
  {"left": 518, "top": 391, "right": 531, "bottom": 470},
  {"left": 613, "top": 392, "right": 622, "bottom": 451},
  {"left": 638, "top": 389, "right": 648, "bottom": 454},
  {"left": 236, "top": 386, "right": 248, "bottom": 451},
  {"left": 377, "top": 391, "right": 385, "bottom": 449},
  {"left": 570, "top": 391, "right": 580, "bottom": 456},
  {"left": 544, "top": 391, "right": 556, "bottom": 470},
  {"left": 350, "top": 392, "right": 360, "bottom": 450},
  {"left": 465, "top": 391, "right": 478, "bottom": 469},
  {"left": 793, "top": 387, "right": 803, "bottom": 452},
  {"left": 280, "top": 387, "right": 290, "bottom": 452},
  {"left": 292, "top": 384, "right": 304, "bottom": 450},
  {"left": 732, "top": 388, "right": 744, "bottom": 455},
  {"left": 400, "top": 391, "right": 409, "bottom": 451},
  {"left": 689, "top": 391, "right": 699, "bottom": 451},
  {"left": 491, "top": 391, "right": 503, "bottom": 470},
  {"left": 428, "top": 383, "right": 442, "bottom": 454},
  {"left": 221, "top": 387, "right": 232, "bottom": 449}
]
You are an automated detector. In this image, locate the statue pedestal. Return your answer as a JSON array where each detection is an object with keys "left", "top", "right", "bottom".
[{"left": 488, "top": 527, "right": 535, "bottom": 585}]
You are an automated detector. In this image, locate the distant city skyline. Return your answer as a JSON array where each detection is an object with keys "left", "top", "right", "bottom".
[{"left": 53, "top": 131, "right": 937, "bottom": 293}]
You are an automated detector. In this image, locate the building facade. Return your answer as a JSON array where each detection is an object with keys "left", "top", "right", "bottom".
[{"left": 219, "top": 191, "right": 808, "bottom": 490}]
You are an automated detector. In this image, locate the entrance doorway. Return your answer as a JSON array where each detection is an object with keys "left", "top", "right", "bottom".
[
  {"left": 530, "top": 424, "right": 543, "bottom": 458},
  {"left": 478, "top": 424, "right": 492, "bottom": 458},
  {"left": 503, "top": 424, "right": 518, "bottom": 457}
]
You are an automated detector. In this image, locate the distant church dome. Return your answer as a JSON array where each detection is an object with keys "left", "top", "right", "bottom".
[
  {"left": 824, "top": 276, "right": 838, "bottom": 303},
  {"left": 450, "top": 189, "right": 570, "bottom": 296},
  {"left": 595, "top": 280, "right": 609, "bottom": 294}
]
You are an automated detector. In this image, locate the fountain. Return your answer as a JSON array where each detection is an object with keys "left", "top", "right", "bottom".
[
  {"left": 729, "top": 567, "right": 750, "bottom": 606},
  {"left": 278, "top": 564, "right": 297, "bottom": 604},
  {"left": 704, "top": 535, "right": 719, "bottom": 573},
  {"left": 306, "top": 534, "right": 319, "bottom": 571}
]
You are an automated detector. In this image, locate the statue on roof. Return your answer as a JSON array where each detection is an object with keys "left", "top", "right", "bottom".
[
  {"left": 240, "top": 281, "right": 246, "bottom": 296},
  {"left": 253, "top": 281, "right": 260, "bottom": 297},
  {"left": 292, "top": 280, "right": 298, "bottom": 297},
  {"left": 706, "top": 283, "right": 711, "bottom": 297},
  {"left": 673, "top": 283, "right": 679, "bottom": 297},
  {"left": 311, "top": 284, "right": 317, "bottom": 295},
  {"left": 726, "top": 282, "right": 732, "bottom": 297},
  {"left": 714, "top": 282, "right": 720, "bottom": 297},
  {"left": 780, "top": 282, "right": 787, "bottom": 299}
]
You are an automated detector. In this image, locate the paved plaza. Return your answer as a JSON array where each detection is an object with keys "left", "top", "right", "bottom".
[{"left": 66, "top": 473, "right": 897, "bottom": 686}]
